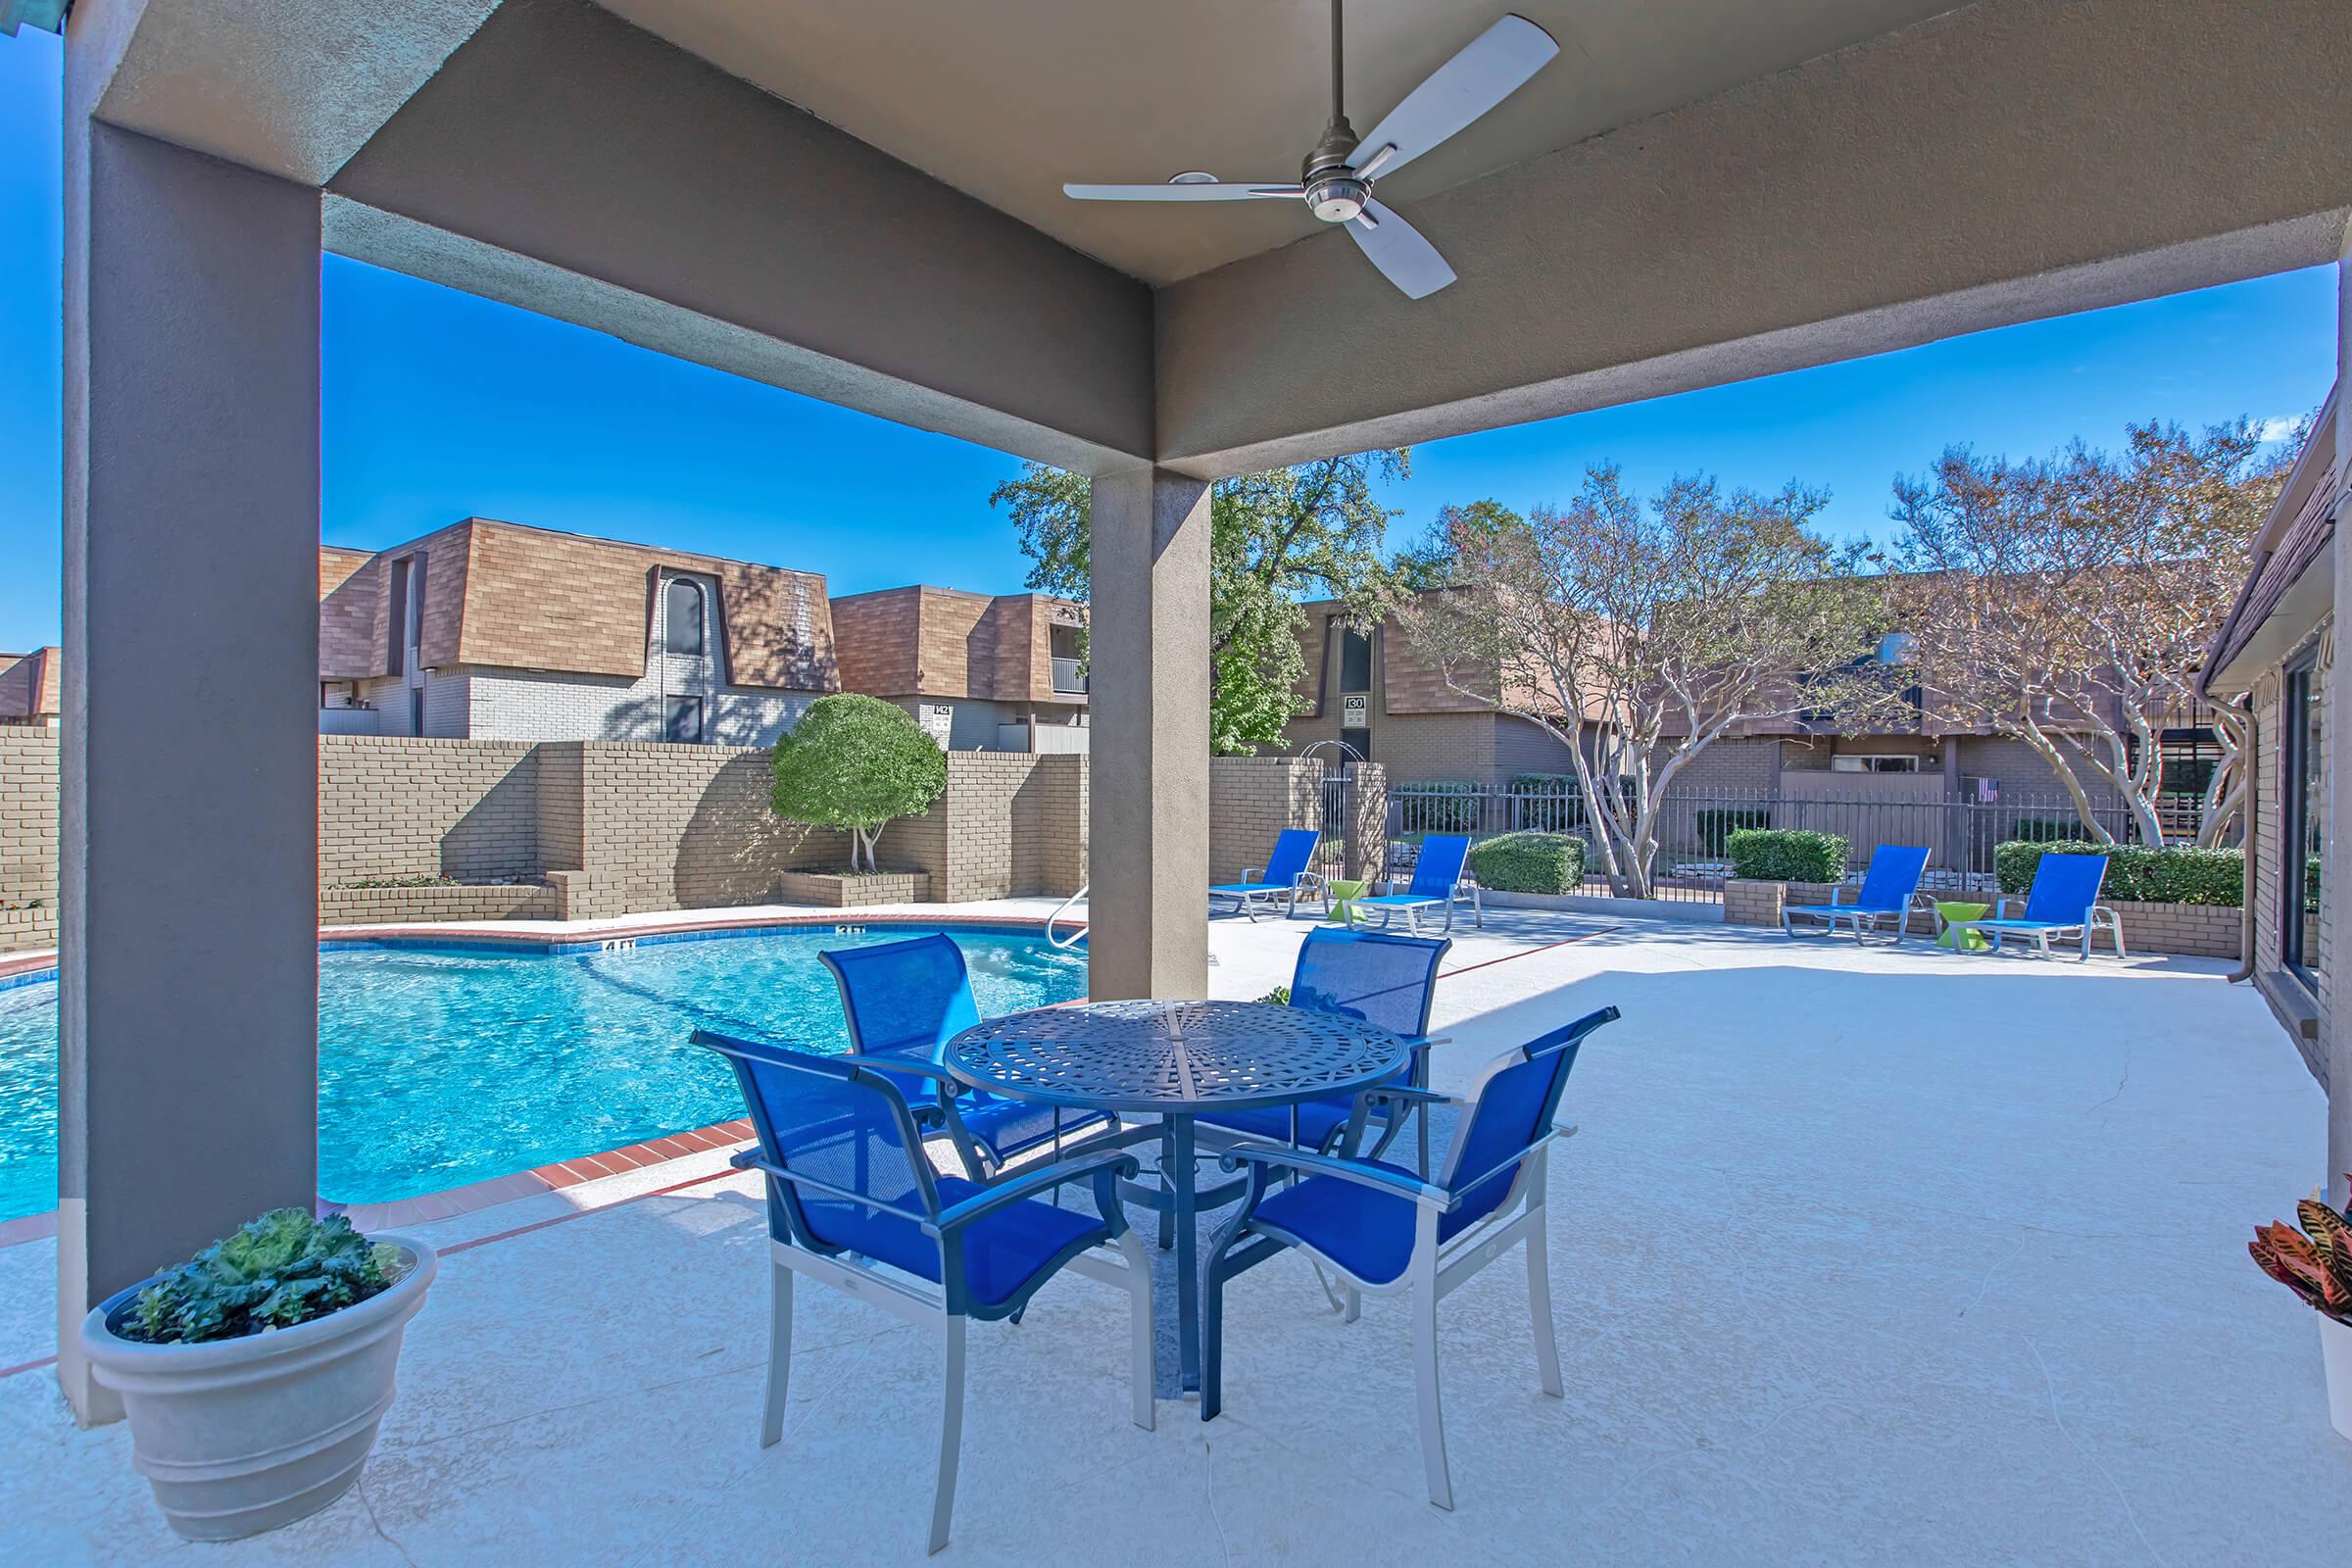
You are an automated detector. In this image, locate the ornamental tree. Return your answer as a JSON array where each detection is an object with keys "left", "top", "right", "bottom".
[
  {"left": 1394, "top": 472, "right": 1897, "bottom": 899},
  {"left": 769, "top": 694, "right": 947, "bottom": 872}
]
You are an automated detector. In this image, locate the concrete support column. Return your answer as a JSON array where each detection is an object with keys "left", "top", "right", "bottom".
[
  {"left": 1086, "top": 466, "right": 1210, "bottom": 999},
  {"left": 2328, "top": 219, "right": 2352, "bottom": 1212},
  {"left": 58, "top": 120, "right": 321, "bottom": 1421}
]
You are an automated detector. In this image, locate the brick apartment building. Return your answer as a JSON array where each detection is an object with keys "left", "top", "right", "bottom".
[
  {"left": 0, "top": 648, "right": 60, "bottom": 728},
  {"left": 829, "top": 585, "right": 1090, "bottom": 751},
  {"left": 1277, "top": 598, "right": 2162, "bottom": 815},
  {"left": 317, "top": 518, "right": 838, "bottom": 745}
]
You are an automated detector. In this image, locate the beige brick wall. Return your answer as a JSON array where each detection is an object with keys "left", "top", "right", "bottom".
[
  {"left": 0, "top": 728, "right": 58, "bottom": 911},
  {"left": 318, "top": 736, "right": 541, "bottom": 886},
  {"left": 1208, "top": 757, "right": 1326, "bottom": 885}
]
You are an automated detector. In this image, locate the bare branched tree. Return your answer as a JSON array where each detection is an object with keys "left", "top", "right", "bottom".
[
  {"left": 1886, "top": 419, "right": 2296, "bottom": 846},
  {"left": 1394, "top": 470, "right": 1897, "bottom": 898}
]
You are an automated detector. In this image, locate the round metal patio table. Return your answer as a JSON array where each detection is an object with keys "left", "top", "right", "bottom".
[{"left": 945, "top": 1000, "right": 1407, "bottom": 1396}]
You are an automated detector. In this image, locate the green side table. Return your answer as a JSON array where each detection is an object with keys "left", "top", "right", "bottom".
[
  {"left": 1326, "top": 879, "right": 1369, "bottom": 923},
  {"left": 1936, "top": 902, "right": 1991, "bottom": 951}
]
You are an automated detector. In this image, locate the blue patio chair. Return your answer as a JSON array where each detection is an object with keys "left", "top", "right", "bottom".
[
  {"left": 1947, "top": 851, "right": 2125, "bottom": 960},
  {"left": 822, "top": 934, "right": 1112, "bottom": 1178},
  {"left": 1208, "top": 827, "right": 1328, "bottom": 920},
  {"left": 1348, "top": 833, "right": 1482, "bottom": 935},
  {"left": 1195, "top": 927, "right": 1451, "bottom": 1172},
  {"left": 1200, "top": 1005, "right": 1618, "bottom": 1509},
  {"left": 695, "top": 1030, "right": 1153, "bottom": 1556},
  {"left": 1782, "top": 844, "right": 1933, "bottom": 943}
]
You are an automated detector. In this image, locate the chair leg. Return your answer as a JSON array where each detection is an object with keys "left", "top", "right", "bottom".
[
  {"left": 1118, "top": 1229, "right": 1155, "bottom": 1431},
  {"left": 760, "top": 1258, "right": 794, "bottom": 1447},
  {"left": 1526, "top": 1220, "right": 1563, "bottom": 1398},
  {"left": 1344, "top": 1287, "right": 1361, "bottom": 1325},
  {"left": 929, "top": 1317, "right": 967, "bottom": 1555},
  {"left": 1411, "top": 1273, "right": 1454, "bottom": 1510}
]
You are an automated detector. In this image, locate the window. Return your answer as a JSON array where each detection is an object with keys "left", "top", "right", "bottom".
[
  {"left": 1340, "top": 627, "right": 1373, "bottom": 694},
  {"left": 408, "top": 687, "right": 425, "bottom": 738},
  {"left": 664, "top": 578, "right": 706, "bottom": 658},
  {"left": 2282, "top": 653, "right": 2325, "bottom": 985},
  {"left": 664, "top": 695, "right": 705, "bottom": 745},
  {"left": 385, "top": 559, "right": 409, "bottom": 676},
  {"left": 1829, "top": 754, "right": 1922, "bottom": 773}
]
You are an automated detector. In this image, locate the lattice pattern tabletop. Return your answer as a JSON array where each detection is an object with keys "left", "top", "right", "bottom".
[{"left": 945, "top": 1000, "right": 1405, "bottom": 1113}]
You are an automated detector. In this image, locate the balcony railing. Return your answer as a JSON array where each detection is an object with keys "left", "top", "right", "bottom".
[{"left": 1051, "top": 656, "right": 1088, "bottom": 695}]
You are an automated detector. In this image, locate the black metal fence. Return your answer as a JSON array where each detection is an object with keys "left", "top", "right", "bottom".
[{"left": 1384, "top": 779, "right": 2192, "bottom": 906}]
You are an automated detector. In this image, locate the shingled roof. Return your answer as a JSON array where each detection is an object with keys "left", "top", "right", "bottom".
[
  {"left": 2204, "top": 387, "right": 2339, "bottom": 695},
  {"left": 318, "top": 518, "right": 839, "bottom": 692}
]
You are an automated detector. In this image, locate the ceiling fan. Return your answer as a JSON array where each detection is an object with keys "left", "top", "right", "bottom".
[{"left": 1061, "top": 3, "right": 1559, "bottom": 300}]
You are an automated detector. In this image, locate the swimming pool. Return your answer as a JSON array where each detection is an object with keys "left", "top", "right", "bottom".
[{"left": 0, "top": 924, "right": 1087, "bottom": 1224}]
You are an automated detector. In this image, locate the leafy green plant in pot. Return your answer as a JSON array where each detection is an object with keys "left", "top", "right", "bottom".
[
  {"left": 77, "top": 1208, "right": 438, "bottom": 1541},
  {"left": 2248, "top": 1181, "right": 2352, "bottom": 1441}
]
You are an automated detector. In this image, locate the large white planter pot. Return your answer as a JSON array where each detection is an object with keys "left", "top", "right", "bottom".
[
  {"left": 78, "top": 1236, "right": 437, "bottom": 1542},
  {"left": 2324, "top": 1311, "right": 2352, "bottom": 1442}
]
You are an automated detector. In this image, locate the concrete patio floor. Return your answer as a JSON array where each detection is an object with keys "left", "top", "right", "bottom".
[{"left": 0, "top": 905, "right": 2341, "bottom": 1563}]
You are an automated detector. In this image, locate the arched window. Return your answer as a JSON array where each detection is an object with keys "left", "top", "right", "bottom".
[{"left": 664, "top": 578, "right": 706, "bottom": 658}]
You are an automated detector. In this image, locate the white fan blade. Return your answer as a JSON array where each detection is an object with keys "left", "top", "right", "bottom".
[
  {"left": 1062, "top": 181, "right": 1302, "bottom": 202},
  {"left": 1348, "top": 201, "right": 1455, "bottom": 299},
  {"left": 1348, "top": 14, "right": 1558, "bottom": 178}
]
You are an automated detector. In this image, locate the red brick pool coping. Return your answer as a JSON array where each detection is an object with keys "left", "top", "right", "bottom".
[{"left": 0, "top": 912, "right": 1622, "bottom": 1258}]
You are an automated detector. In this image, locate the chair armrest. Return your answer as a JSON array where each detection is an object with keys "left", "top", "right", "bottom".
[
  {"left": 837, "top": 1051, "right": 959, "bottom": 1088},
  {"left": 1832, "top": 886, "right": 1857, "bottom": 906},
  {"left": 1362, "top": 1083, "right": 1461, "bottom": 1109},
  {"left": 1372, "top": 879, "right": 1396, "bottom": 896},
  {"left": 1243, "top": 866, "right": 1264, "bottom": 883},
  {"left": 1214, "top": 1142, "right": 1450, "bottom": 1209},
  {"left": 923, "top": 1149, "right": 1142, "bottom": 1236},
  {"left": 729, "top": 1148, "right": 761, "bottom": 1170}
]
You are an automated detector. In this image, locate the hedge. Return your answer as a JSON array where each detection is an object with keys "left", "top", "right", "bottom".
[
  {"left": 1506, "top": 773, "right": 1581, "bottom": 832},
  {"left": 1465, "top": 832, "right": 1587, "bottom": 895},
  {"left": 2005, "top": 817, "right": 2082, "bottom": 844},
  {"left": 1991, "top": 840, "right": 2243, "bottom": 906},
  {"left": 1693, "top": 807, "right": 1770, "bottom": 857},
  {"left": 1727, "top": 828, "right": 1848, "bottom": 884},
  {"left": 1395, "top": 779, "right": 1484, "bottom": 834}
]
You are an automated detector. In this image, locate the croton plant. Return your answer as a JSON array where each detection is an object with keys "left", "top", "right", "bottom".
[{"left": 2249, "top": 1182, "right": 2352, "bottom": 1322}]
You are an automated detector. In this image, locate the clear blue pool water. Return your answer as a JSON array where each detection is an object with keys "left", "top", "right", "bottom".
[{"left": 0, "top": 926, "right": 1086, "bottom": 1223}]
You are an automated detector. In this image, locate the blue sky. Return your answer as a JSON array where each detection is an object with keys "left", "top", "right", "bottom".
[{"left": 0, "top": 27, "right": 2337, "bottom": 652}]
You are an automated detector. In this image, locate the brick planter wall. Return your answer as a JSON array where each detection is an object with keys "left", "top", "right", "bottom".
[
  {"left": 775, "top": 870, "right": 933, "bottom": 906},
  {"left": 1726, "top": 879, "right": 2242, "bottom": 958},
  {"left": 0, "top": 906, "right": 55, "bottom": 953},
  {"left": 0, "top": 729, "right": 58, "bottom": 952},
  {"left": 321, "top": 883, "right": 560, "bottom": 925}
]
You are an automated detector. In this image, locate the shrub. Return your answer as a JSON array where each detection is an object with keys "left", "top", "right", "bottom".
[
  {"left": 124, "top": 1209, "right": 410, "bottom": 1346},
  {"left": 1396, "top": 779, "right": 1485, "bottom": 834},
  {"left": 2005, "top": 817, "right": 2082, "bottom": 843},
  {"left": 1506, "top": 773, "right": 1581, "bottom": 832},
  {"left": 1692, "top": 807, "right": 1770, "bottom": 857},
  {"left": 1727, "top": 828, "right": 1848, "bottom": 884},
  {"left": 771, "top": 694, "right": 948, "bottom": 871},
  {"left": 1465, "top": 831, "right": 1587, "bottom": 894},
  {"left": 1991, "top": 840, "right": 2243, "bottom": 906}
]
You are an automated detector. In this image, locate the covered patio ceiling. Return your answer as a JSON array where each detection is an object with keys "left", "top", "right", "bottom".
[{"left": 74, "top": 0, "right": 2352, "bottom": 477}]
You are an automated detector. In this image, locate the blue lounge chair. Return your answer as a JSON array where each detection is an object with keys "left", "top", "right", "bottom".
[
  {"left": 1349, "top": 833, "right": 1482, "bottom": 935},
  {"left": 695, "top": 1030, "right": 1153, "bottom": 1555},
  {"left": 1195, "top": 927, "right": 1451, "bottom": 1171},
  {"left": 1948, "top": 851, "right": 2125, "bottom": 960},
  {"left": 1209, "top": 826, "right": 1327, "bottom": 919},
  {"left": 822, "top": 934, "right": 1112, "bottom": 1178},
  {"left": 1201, "top": 1006, "right": 1618, "bottom": 1508},
  {"left": 1782, "top": 844, "right": 1933, "bottom": 943}
]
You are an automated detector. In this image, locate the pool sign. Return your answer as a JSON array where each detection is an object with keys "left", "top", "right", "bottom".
[{"left": 1342, "top": 694, "right": 1369, "bottom": 728}]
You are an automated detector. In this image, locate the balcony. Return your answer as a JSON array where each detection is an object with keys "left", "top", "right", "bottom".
[{"left": 1051, "top": 655, "right": 1088, "bottom": 695}]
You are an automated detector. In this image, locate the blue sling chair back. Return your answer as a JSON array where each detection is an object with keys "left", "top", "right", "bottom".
[
  {"left": 695, "top": 1029, "right": 1154, "bottom": 1555},
  {"left": 1349, "top": 831, "right": 1483, "bottom": 935},
  {"left": 1948, "top": 851, "right": 2126, "bottom": 960},
  {"left": 820, "top": 933, "right": 1112, "bottom": 1177},
  {"left": 1201, "top": 1004, "right": 1618, "bottom": 1510},
  {"left": 1208, "top": 826, "right": 1328, "bottom": 919},
  {"left": 1195, "top": 927, "right": 1450, "bottom": 1172},
  {"left": 1781, "top": 843, "right": 1931, "bottom": 943}
]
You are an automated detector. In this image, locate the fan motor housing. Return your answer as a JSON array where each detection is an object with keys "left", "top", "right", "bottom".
[{"left": 1303, "top": 172, "right": 1369, "bottom": 223}]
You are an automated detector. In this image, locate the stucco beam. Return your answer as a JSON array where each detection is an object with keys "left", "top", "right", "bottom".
[
  {"left": 326, "top": 0, "right": 1155, "bottom": 474},
  {"left": 65, "top": 0, "right": 497, "bottom": 187},
  {"left": 1153, "top": 0, "right": 2352, "bottom": 478}
]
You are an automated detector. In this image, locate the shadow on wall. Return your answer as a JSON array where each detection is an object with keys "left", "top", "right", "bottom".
[
  {"left": 673, "top": 750, "right": 838, "bottom": 905},
  {"left": 440, "top": 751, "right": 542, "bottom": 880}
]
